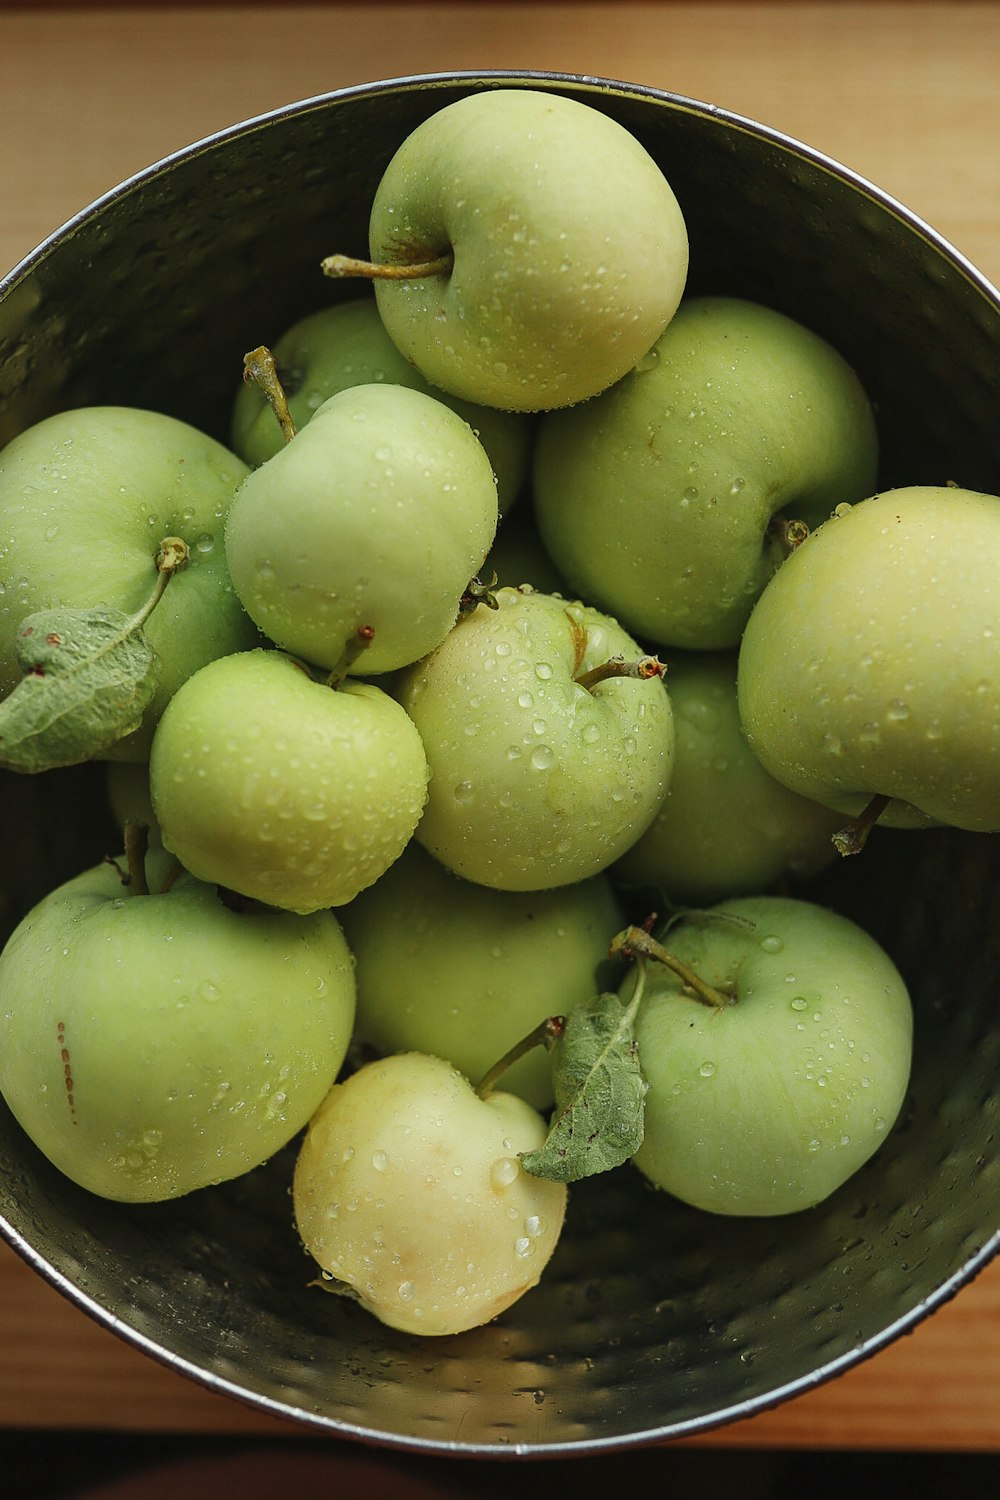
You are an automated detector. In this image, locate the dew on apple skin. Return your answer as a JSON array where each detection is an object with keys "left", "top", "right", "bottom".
[
  {"left": 698, "top": 1061, "right": 716, "bottom": 1079},
  {"left": 759, "top": 934, "right": 784, "bottom": 954}
]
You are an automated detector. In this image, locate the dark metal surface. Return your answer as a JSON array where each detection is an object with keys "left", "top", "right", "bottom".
[{"left": 1, "top": 71, "right": 999, "bottom": 1456}]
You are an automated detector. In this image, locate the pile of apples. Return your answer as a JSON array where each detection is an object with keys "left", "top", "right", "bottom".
[{"left": 0, "top": 88, "right": 997, "bottom": 1339}]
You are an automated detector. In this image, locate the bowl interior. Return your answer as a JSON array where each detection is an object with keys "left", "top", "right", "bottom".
[{"left": 1, "top": 72, "right": 999, "bottom": 1455}]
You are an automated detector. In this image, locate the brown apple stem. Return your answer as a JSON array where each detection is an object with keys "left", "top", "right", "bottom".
[
  {"left": 123, "top": 820, "right": 150, "bottom": 896},
  {"left": 243, "top": 345, "right": 297, "bottom": 444},
  {"left": 770, "top": 515, "right": 810, "bottom": 557},
  {"left": 609, "top": 924, "right": 730, "bottom": 1010},
  {"left": 832, "top": 793, "right": 892, "bottom": 856},
  {"left": 575, "top": 655, "right": 666, "bottom": 692},
  {"left": 476, "top": 1015, "right": 566, "bottom": 1101},
  {"left": 121, "top": 537, "right": 189, "bottom": 638},
  {"left": 321, "top": 251, "right": 454, "bottom": 283},
  {"left": 325, "top": 624, "right": 376, "bottom": 689}
]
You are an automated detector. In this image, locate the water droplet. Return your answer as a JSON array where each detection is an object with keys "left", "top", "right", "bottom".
[
  {"left": 760, "top": 934, "right": 784, "bottom": 954},
  {"left": 491, "top": 1157, "right": 519, "bottom": 1189},
  {"left": 372, "top": 1150, "right": 388, "bottom": 1172},
  {"left": 791, "top": 995, "right": 808, "bottom": 1012},
  {"left": 698, "top": 1060, "right": 716, "bottom": 1079},
  {"left": 398, "top": 1280, "right": 415, "bottom": 1301},
  {"left": 530, "top": 744, "right": 555, "bottom": 770}
]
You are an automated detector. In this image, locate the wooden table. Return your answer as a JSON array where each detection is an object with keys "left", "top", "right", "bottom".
[{"left": 2, "top": 0, "right": 1000, "bottom": 1453}]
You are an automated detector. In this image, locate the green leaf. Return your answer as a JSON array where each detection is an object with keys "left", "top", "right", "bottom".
[
  {"left": 0, "top": 605, "right": 160, "bottom": 773},
  {"left": 520, "top": 990, "right": 647, "bottom": 1184}
]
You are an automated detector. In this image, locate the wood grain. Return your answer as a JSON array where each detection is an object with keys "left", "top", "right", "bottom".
[{"left": 1, "top": 0, "right": 999, "bottom": 1451}]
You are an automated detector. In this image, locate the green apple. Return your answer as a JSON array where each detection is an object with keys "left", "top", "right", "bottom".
[
  {"left": 614, "top": 652, "right": 843, "bottom": 903},
  {"left": 0, "top": 847, "right": 356, "bottom": 1202},
  {"left": 224, "top": 382, "right": 499, "bottom": 676},
  {"left": 149, "top": 649, "right": 429, "bottom": 913},
  {"left": 338, "top": 841, "right": 622, "bottom": 1108},
  {"left": 0, "top": 406, "right": 258, "bottom": 757},
  {"left": 337, "top": 88, "right": 687, "bottom": 412},
  {"left": 293, "top": 1051, "right": 568, "bottom": 1335},
  {"left": 532, "top": 295, "right": 878, "bottom": 649},
  {"left": 229, "top": 297, "right": 533, "bottom": 513},
  {"left": 395, "top": 587, "right": 674, "bottom": 891},
  {"left": 737, "top": 485, "right": 1000, "bottom": 834},
  {"left": 628, "top": 896, "right": 913, "bottom": 1215}
]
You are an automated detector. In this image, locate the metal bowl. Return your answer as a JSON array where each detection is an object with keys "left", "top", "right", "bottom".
[{"left": 1, "top": 70, "right": 999, "bottom": 1457}]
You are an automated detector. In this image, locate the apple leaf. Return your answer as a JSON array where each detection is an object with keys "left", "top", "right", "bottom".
[
  {"left": 0, "top": 605, "right": 159, "bottom": 773},
  {"left": 520, "top": 990, "right": 647, "bottom": 1184}
]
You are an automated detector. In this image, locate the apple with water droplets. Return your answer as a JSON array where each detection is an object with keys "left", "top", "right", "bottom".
[
  {"left": 0, "top": 405, "right": 257, "bottom": 758},
  {"left": 224, "top": 382, "right": 499, "bottom": 677},
  {"left": 615, "top": 651, "right": 843, "bottom": 903},
  {"left": 394, "top": 586, "right": 674, "bottom": 891},
  {"left": 737, "top": 485, "right": 1000, "bottom": 837},
  {"left": 339, "top": 840, "right": 622, "bottom": 1108},
  {"left": 0, "top": 847, "right": 356, "bottom": 1202},
  {"left": 533, "top": 295, "right": 878, "bottom": 650},
  {"left": 229, "top": 297, "right": 532, "bottom": 514},
  {"left": 331, "top": 87, "right": 688, "bottom": 412},
  {"left": 628, "top": 895, "right": 912, "bottom": 1216},
  {"left": 149, "top": 648, "right": 429, "bottom": 913},
  {"left": 293, "top": 1051, "right": 567, "bottom": 1335}
]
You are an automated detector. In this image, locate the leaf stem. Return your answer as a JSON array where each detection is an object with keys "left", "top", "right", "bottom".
[
  {"left": 476, "top": 1015, "right": 566, "bottom": 1100},
  {"left": 609, "top": 924, "right": 730, "bottom": 1010}
]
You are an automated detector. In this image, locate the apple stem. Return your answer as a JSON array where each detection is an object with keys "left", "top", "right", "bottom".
[
  {"left": 321, "top": 251, "right": 454, "bottom": 283},
  {"left": 122, "top": 820, "right": 150, "bottom": 896},
  {"left": 243, "top": 345, "right": 297, "bottom": 444},
  {"left": 770, "top": 515, "right": 810, "bottom": 557},
  {"left": 575, "top": 655, "right": 666, "bottom": 692},
  {"left": 325, "top": 624, "right": 376, "bottom": 689},
  {"left": 610, "top": 923, "right": 730, "bottom": 1010},
  {"left": 123, "top": 536, "right": 190, "bottom": 637},
  {"left": 832, "top": 793, "right": 892, "bottom": 856},
  {"left": 475, "top": 1015, "right": 566, "bottom": 1100}
]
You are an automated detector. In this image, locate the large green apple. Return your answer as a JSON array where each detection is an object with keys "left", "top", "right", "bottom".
[
  {"left": 338, "top": 841, "right": 622, "bottom": 1108},
  {"left": 532, "top": 296, "right": 878, "bottom": 649},
  {"left": 629, "top": 895, "right": 913, "bottom": 1215},
  {"left": 229, "top": 297, "right": 533, "bottom": 514},
  {"left": 0, "top": 406, "right": 257, "bottom": 757},
  {"left": 614, "top": 651, "right": 843, "bottom": 903},
  {"left": 395, "top": 587, "right": 674, "bottom": 891},
  {"left": 353, "top": 88, "right": 688, "bottom": 412},
  {"left": 737, "top": 485, "right": 1000, "bottom": 832},
  {"left": 224, "top": 382, "right": 498, "bottom": 676},
  {"left": 0, "top": 849, "right": 356, "bottom": 1202}
]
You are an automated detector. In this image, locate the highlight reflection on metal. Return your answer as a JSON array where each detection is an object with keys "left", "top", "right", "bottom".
[{"left": 1, "top": 71, "right": 999, "bottom": 1457}]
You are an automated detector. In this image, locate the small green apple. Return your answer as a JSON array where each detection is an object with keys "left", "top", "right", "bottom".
[
  {"left": 737, "top": 485, "right": 1000, "bottom": 834},
  {"left": 149, "top": 649, "right": 429, "bottom": 913},
  {"left": 395, "top": 587, "right": 674, "bottom": 891},
  {"left": 532, "top": 295, "right": 878, "bottom": 649},
  {"left": 336, "top": 88, "right": 688, "bottom": 412},
  {"left": 224, "top": 382, "right": 498, "bottom": 676},
  {"left": 339, "top": 840, "right": 622, "bottom": 1108},
  {"left": 229, "top": 297, "right": 533, "bottom": 513},
  {"left": 614, "top": 652, "right": 843, "bottom": 903}
]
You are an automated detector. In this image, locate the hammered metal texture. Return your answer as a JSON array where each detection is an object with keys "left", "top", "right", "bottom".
[{"left": 1, "top": 73, "right": 999, "bottom": 1456}]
